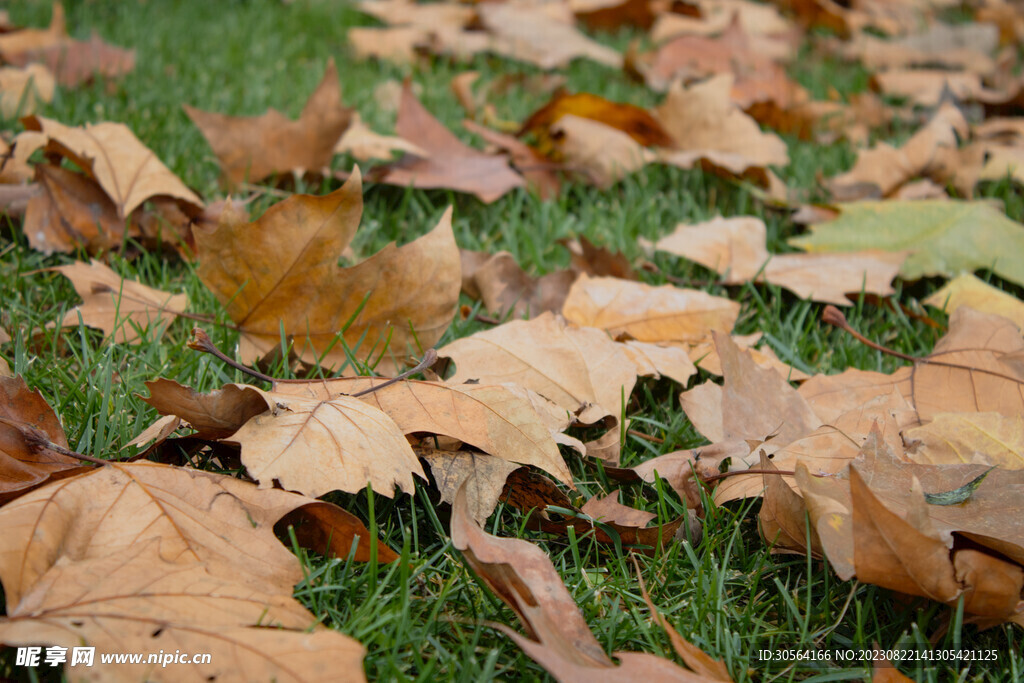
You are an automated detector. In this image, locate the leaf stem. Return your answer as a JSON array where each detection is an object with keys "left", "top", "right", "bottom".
[
  {"left": 187, "top": 327, "right": 437, "bottom": 393},
  {"left": 0, "top": 417, "right": 107, "bottom": 467},
  {"left": 701, "top": 468, "right": 796, "bottom": 483}
]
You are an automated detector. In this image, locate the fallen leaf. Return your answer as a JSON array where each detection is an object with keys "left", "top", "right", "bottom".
[
  {"left": 654, "top": 74, "right": 789, "bottom": 183},
  {"left": 581, "top": 489, "right": 656, "bottom": 527},
  {"left": 924, "top": 272, "right": 1024, "bottom": 330},
  {"left": 0, "top": 63, "right": 54, "bottom": 118},
  {"left": 21, "top": 163, "right": 126, "bottom": 255},
  {"left": 650, "top": 216, "right": 906, "bottom": 305},
  {"left": 439, "top": 311, "right": 636, "bottom": 424},
  {"left": 520, "top": 91, "right": 675, "bottom": 148},
  {"left": 0, "top": 3, "right": 65, "bottom": 58},
  {"left": 141, "top": 378, "right": 271, "bottom": 439},
  {"left": 840, "top": 22, "right": 999, "bottom": 74},
  {"left": 791, "top": 200, "right": 1024, "bottom": 288},
  {"left": 562, "top": 274, "right": 740, "bottom": 343},
  {"left": 334, "top": 112, "right": 427, "bottom": 162},
  {"left": 195, "top": 170, "right": 460, "bottom": 370},
  {"left": 904, "top": 412, "right": 1024, "bottom": 468},
  {"left": 23, "top": 115, "right": 203, "bottom": 219},
  {"left": 373, "top": 83, "right": 525, "bottom": 203},
  {"left": 0, "top": 376, "right": 86, "bottom": 504},
  {"left": 421, "top": 448, "right": 522, "bottom": 525},
  {"left": 549, "top": 114, "right": 656, "bottom": 188},
  {"left": 758, "top": 452, "right": 822, "bottom": 555},
  {"left": 0, "top": 460, "right": 393, "bottom": 603},
  {"left": 460, "top": 249, "right": 577, "bottom": 319},
  {"left": 462, "top": 119, "right": 561, "bottom": 199},
  {"left": 870, "top": 69, "right": 996, "bottom": 107},
  {"left": 185, "top": 60, "right": 350, "bottom": 186},
  {"left": 0, "top": 541, "right": 367, "bottom": 683},
  {"left": 272, "top": 377, "right": 573, "bottom": 485},
  {"left": 621, "top": 340, "right": 698, "bottom": 386},
  {"left": 826, "top": 102, "right": 967, "bottom": 200},
  {"left": 226, "top": 388, "right": 425, "bottom": 498},
  {"left": 7, "top": 32, "right": 135, "bottom": 87},
  {"left": 53, "top": 260, "right": 187, "bottom": 343},
  {"left": 452, "top": 482, "right": 718, "bottom": 680}
]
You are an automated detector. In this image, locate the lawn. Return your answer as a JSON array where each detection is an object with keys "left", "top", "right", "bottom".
[{"left": 1, "top": 1, "right": 1023, "bottom": 681}]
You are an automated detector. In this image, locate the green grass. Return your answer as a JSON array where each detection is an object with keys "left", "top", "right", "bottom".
[{"left": 2, "top": 1, "right": 1024, "bottom": 681}]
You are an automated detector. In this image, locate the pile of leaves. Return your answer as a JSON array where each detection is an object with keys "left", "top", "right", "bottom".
[{"left": 2, "top": 0, "right": 1024, "bottom": 681}]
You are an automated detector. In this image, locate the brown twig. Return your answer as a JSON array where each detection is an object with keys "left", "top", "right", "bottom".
[
  {"left": 188, "top": 327, "right": 437, "bottom": 394},
  {"left": 0, "top": 417, "right": 108, "bottom": 467},
  {"left": 700, "top": 468, "right": 796, "bottom": 483},
  {"left": 627, "top": 429, "right": 664, "bottom": 444}
]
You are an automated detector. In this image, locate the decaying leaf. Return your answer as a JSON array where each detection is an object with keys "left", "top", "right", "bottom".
[
  {"left": 562, "top": 274, "right": 740, "bottom": 343},
  {"left": 439, "top": 311, "right": 637, "bottom": 424},
  {"left": 272, "top": 377, "right": 573, "bottom": 485},
  {"left": 7, "top": 33, "right": 135, "bottom": 87},
  {"left": 195, "top": 170, "right": 460, "bottom": 370},
  {"left": 0, "top": 63, "right": 54, "bottom": 118},
  {"left": 654, "top": 74, "right": 789, "bottom": 184},
  {"left": 420, "top": 448, "right": 522, "bottom": 526},
  {"left": 22, "top": 115, "right": 203, "bottom": 219},
  {"left": 227, "top": 389, "right": 425, "bottom": 498},
  {"left": 142, "top": 378, "right": 272, "bottom": 439},
  {"left": 53, "top": 259, "right": 187, "bottom": 343},
  {"left": 373, "top": 82, "right": 525, "bottom": 203},
  {"left": 924, "top": 273, "right": 1024, "bottom": 331},
  {"left": 184, "top": 60, "right": 352, "bottom": 186},
  {"left": 650, "top": 216, "right": 906, "bottom": 305},
  {"left": 451, "top": 482, "right": 723, "bottom": 680},
  {"left": 0, "top": 376, "right": 86, "bottom": 504}
]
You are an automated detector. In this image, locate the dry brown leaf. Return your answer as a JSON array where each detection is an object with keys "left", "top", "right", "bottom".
[
  {"left": 334, "top": 112, "right": 427, "bottom": 162},
  {"left": 462, "top": 120, "right": 562, "bottom": 199},
  {"left": 562, "top": 274, "right": 740, "bottom": 343},
  {"left": 452, "top": 482, "right": 717, "bottom": 680},
  {"left": 798, "top": 367, "right": 913, "bottom": 424},
  {"left": 924, "top": 273, "right": 1024, "bottom": 330},
  {"left": 0, "top": 63, "right": 54, "bottom": 118},
  {"left": 650, "top": 216, "right": 905, "bottom": 305},
  {"left": 0, "top": 130, "right": 44, "bottom": 184},
  {"left": 185, "top": 60, "right": 350, "bottom": 186},
  {"left": 476, "top": 2, "right": 623, "bottom": 70},
  {"left": 421, "top": 448, "right": 522, "bottom": 525},
  {"left": 272, "top": 378, "right": 573, "bottom": 485},
  {"left": 141, "top": 378, "right": 272, "bottom": 439},
  {"left": 22, "top": 163, "right": 125, "bottom": 254},
  {"left": 439, "top": 311, "right": 636, "bottom": 424},
  {"left": 904, "top": 412, "right": 1024, "bottom": 468},
  {"left": 679, "top": 381, "right": 725, "bottom": 442},
  {"left": 0, "top": 460, "right": 393, "bottom": 604},
  {"left": 909, "top": 307, "right": 1024, "bottom": 422},
  {"left": 621, "top": 340, "right": 698, "bottom": 386},
  {"left": 373, "top": 83, "right": 525, "bottom": 203},
  {"left": 654, "top": 74, "right": 789, "bottom": 183},
  {"left": 757, "top": 452, "right": 822, "bottom": 555},
  {"left": 7, "top": 33, "right": 135, "bottom": 87},
  {"left": 550, "top": 115, "right": 656, "bottom": 188},
  {"left": 796, "top": 433, "right": 1024, "bottom": 618},
  {"left": 195, "top": 170, "right": 460, "bottom": 370},
  {"left": 520, "top": 91, "right": 675, "bottom": 148},
  {"left": 827, "top": 102, "right": 967, "bottom": 200},
  {"left": 0, "top": 376, "right": 86, "bottom": 505},
  {"left": 460, "top": 249, "right": 577, "bottom": 319},
  {"left": 52, "top": 260, "right": 187, "bottom": 344},
  {"left": 0, "top": 541, "right": 366, "bottom": 683},
  {"left": 870, "top": 69, "right": 996, "bottom": 107},
  {"left": 23, "top": 115, "right": 203, "bottom": 219},
  {"left": 227, "top": 388, "right": 424, "bottom": 498},
  {"left": 839, "top": 22, "right": 998, "bottom": 74},
  {"left": 0, "top": 3, "right": 65, "bottom": 58},
  {"left": 685, "top": 332, "right": 810, "bottom": 381},
  {"left": 581, "top": 490, "right": 656, "bottom": 527}
]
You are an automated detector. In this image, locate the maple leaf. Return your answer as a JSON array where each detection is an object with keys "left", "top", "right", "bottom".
[
  {"left": 142, "top": 378, "right": 272, "bottom": 439},
  {"left": 654, "top": 74, "right": 789, "bottom": 184},
  {"left": 791, "top": 199, "right": 1024, "bottom": 289},
  {"left": 0, "top": 541, "right": 366, "bottom": 683},
  {"left": 184, "top": 59, "right": 352, "bottom": 187},
  {"left": 452, "top": 483, "right": 727, "bottom": 680},
  {"left": 0, "top": 376, "right": 87, "bottom": 505},
  {"left": 372, "top": 82, "right": 525, "bottom": 203},
  {"left": 22, "top": 115, "right": 203, "bottom": 219},
  {"left": 562, "top": 274, "right": 740, "bottom": 343},
  {"left": 0, "top": 3, "right": 65, "bottom": 58},
  {"left": 52, "top": 259, "right": 187, "bottom": 344},
  {"left": 439, "top": 311, "right": 638, "bottom": 424},
  {"left": 924, "top": 273, "right": 1024, "bottom": 330},
  {"left": 272, "top": 377, "right": 573, "bottom": 486},
  {"left": 649, "top": 215, "right": 906, "bottom": 305},
  {"left": 195, "top": 170, "right": 460, "bottom": 371},
  {"left": 460, "top": 249, "right": 578, "bottom": 318}
]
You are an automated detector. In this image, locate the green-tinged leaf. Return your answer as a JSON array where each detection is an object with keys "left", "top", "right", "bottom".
[{"left": 790, "top": 200, "right": 1024, "bottom": 288}]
